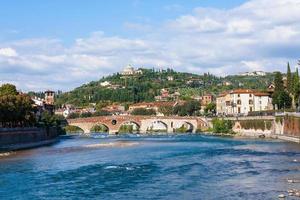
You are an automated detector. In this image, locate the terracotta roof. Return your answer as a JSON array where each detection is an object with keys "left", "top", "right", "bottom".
[
  {"left": 218, "top": 89, "right": 270, "bottom": 97},
  {"left": 130, "top": 101, "right": 178, "bottom": 108}
]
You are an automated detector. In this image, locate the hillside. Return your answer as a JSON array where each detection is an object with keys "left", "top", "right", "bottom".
[{"left": 55, "top": 68, "right": 275, "bottom": 107}]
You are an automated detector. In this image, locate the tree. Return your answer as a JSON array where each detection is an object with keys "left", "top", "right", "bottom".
[
  {"left": 0, "top": 83, "right": 18, "bottom": 96},
  {"left": 131, "top": 108, "right": 156, "bottom": 115},
  {"left": 272, "top": 72, "right": 292, "bottom": 109},
  {"left": 274, "top": 72, "right": 284, "bottom": 92},
  {"left": 273, "top": 90, "right": 292, "bottom": 110},
  {"left": 173, "top": 100, "right": 200, "bottom": 116},
  {"left": 204, "top": 102, "right": 216, "bottom": 114},
  {"left": 293, "top": 68, "right": 300, "bottom": 99},
  {"left": 287, "top": 62, "right": 293, "bottom": 93},
  {"left": 158, "top": 106, "right": 173, "bottom": 116}
]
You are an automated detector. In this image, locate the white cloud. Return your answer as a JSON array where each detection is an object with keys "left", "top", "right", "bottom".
[
  {"left": 1, "top": 0, "right": 300, "bottom": 91},
  {"left": 0, "top": 48, "right": 18, "bottom": 57}
]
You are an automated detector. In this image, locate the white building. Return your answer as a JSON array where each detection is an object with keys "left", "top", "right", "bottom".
[
  {"left": 216, "top": 89, "right": 273, "bottom": 116},
  {"left": 100, "top": 81, "right": 111, "bottom": 87},
  {"left": 239, "top": 71, "right": 266, "bottom": 76},
  {"left": 121, "top": 65, "right": 143, "bottom": 76}
]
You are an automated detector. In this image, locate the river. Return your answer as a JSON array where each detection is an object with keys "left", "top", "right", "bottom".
[{"left": 0, "top": 134, "right": 300, "bottom": 200}]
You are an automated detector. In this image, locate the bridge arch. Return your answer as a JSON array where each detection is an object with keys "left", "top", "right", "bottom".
[
  {"left": 118, "top": 121, "right": 140, "bottom": 133},
  {"left": 147, "top": 120, "right": 168, "bottom": 133},
  {"left": 90, "top": 123, "right": 110, "bottom": 133},
  {"left": 176, "top": 121, "right": 194, "bottom": 133},
  {"left": 64, "top": 125, "right": 84, "bottom": 134}
]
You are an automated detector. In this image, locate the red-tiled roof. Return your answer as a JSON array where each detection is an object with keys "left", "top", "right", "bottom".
[{"left": 218, "top": 89, "right": 270, "bottom": 97}]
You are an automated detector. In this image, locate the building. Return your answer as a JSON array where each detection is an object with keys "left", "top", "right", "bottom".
[
  {"left": 167, "top": 76, "right": 174, "bottom": 81},
  {"left": 45, "top": 90, "right": 55, "bottom": 105},
  {"left": 216, "top": 89, "right": 273, "bottom": 116},
  {"left": 32, "top": 90, "right": 55, "bottom": 118},
  {"left": 121, "top": 65, "right": 143, "bottom": 76},
  {"left": 100, "top": 81, "right": 111, "bottom": 87},
  {"left": 239, "top": 71, "right": 266, "bottom": 76},
  {"left": 200, "top": 94, "right": 214, "bottom": 106}
]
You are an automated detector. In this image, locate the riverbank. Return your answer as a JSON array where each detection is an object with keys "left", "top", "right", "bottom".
[{"left": 0, "top": 127, "right": 60, "bottom": 152}]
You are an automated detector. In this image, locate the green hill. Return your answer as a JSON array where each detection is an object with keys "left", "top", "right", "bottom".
[{"left": 55, "top": 68, "right": 275, "bottom": 107}]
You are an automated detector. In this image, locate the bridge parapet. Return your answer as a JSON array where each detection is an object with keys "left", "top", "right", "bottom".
[{"left": 67, "top": 115, "right": 209, "bottom": 134}]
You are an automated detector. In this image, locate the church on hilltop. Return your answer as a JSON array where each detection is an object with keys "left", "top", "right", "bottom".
[{"left": 121, "top": 65, "right": 143, "bottom": 76}]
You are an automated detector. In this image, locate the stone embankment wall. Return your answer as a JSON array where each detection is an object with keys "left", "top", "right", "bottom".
[
  {"left": 0, "top": 127, "right": 59, "bottom": 151},
  {"left": 232, "top": 119, "right": 274, "bottom": 138},
  {"left": 276, "top": 114, "right": 300, "bottom": 137}
]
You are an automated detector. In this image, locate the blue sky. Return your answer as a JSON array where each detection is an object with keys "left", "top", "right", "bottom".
[
  {"left": 0, "top": 0, "right": 246, "bottom": 42},
  {"left": 0, "top": 0, "right": 299, "bottom": 91}
]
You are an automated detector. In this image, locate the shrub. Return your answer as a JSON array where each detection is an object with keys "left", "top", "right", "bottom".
[{"left": 212, "top": 118, "right": 233, "bottom": 134}]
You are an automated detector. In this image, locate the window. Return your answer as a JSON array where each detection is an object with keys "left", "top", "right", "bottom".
[
  {"left": 249, "top": 100, "right": 253, "bottom": 105},
  {"left": 237, "top": 100, "right": 241, "bottom": 105},
  {"left": 249, "top": 94, "right": 252, "bottom": 97},
  {"left": 238, "top": 107, "right": 241, "bottom": 113},
  {"left": 237, "top": 94, "right": 240, "bottom": 97},
  {"left": 250, "top": 107, "right": 253, "bottom": 112}
]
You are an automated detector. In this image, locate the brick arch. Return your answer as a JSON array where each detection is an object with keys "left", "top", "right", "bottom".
[{"left": 90, "top": 123, "right": 110, "bottom": 133}]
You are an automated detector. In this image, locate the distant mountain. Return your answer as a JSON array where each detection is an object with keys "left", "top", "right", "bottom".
[{"left": 55, "top": 68, "right": 275, "bottom": 107}]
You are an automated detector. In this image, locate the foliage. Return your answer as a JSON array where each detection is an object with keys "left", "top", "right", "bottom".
[
  {"left": 0, "top": 93, "right": 36, "bottom": 127},
  {"left": 211, "top": 118, "right": 233, "bottom": 134},
  {"left": 67, "top": 112, "right": 80, "bottom": 119},
  {"left": 287, "top": 62, "right": 293, "bottom": 94},
  {"left": 204, "top": 102, "right": 216, "bottom": 114},
  {"left": 93, "top": 110, "right": 111, "bottom": 116},
  {"left": 174, "top": 125, "right": 189, "bottom": 133},
  {"left": 90, "top": 124, "right": 109, "bottom": 132},
  {"left": 131, "top": 108, "right": 156, "bottom": 115},
  {"left": 64, "top": 125, "right": 84, "bottom": 133},
  {"left": 273, "top": 90, "right": 292, "bottom": 109},
  {"left": 119, "top": 125, "right": 134, "bottom": 133},
  {"left": 55, "top": 68, "right": 276, "bottom": 107},
  {"left": 0, "top": 83, "right": 18, "bottom": 96},
  {"left": 158, "top": 106, "right": 173, "bottom": 116},
  {"left": 95, "top": 101, "right": 110, "bottom": 111},
  {"left": 173, "top": 100, "right": 200, "bottom": 116},
  {"left": 272, "top": 71, "right": 292, "bottom": 109}
]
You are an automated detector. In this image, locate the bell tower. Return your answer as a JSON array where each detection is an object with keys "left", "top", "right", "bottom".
[{"left": 44, "top": 90, "right": 55, "bottom": 105}]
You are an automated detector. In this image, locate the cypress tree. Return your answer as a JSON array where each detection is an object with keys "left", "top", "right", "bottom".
[
  {"left": 293, "top": 68, "right": 300, "bottom": 102},
  {"left": 274, "top": 72, "right": 284, "bottom": 92},
  {"left": 287, "top": 62, "right": 292, "bottom": 94}
]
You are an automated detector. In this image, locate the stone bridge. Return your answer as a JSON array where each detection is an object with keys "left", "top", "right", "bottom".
[{"left": 67, "top": 115, "right": 209, "bottom": 134}]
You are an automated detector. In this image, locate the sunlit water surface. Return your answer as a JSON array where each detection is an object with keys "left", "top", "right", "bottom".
[{"left": 1, "top": 134, "right": 300, "bottom": 200}]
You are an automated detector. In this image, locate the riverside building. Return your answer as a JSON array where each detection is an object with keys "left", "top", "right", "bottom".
[{"left": 216, "top": 89, "right": 273, "bottom": 116}]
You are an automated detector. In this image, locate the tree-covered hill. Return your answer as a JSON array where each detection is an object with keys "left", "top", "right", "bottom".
[{"left": 55, "top": 68, "right": 276, "bottom": 107}]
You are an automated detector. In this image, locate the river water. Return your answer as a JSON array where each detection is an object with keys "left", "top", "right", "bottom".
[{"left": 0, "top": 134, "right": 300, "bottom": 200}]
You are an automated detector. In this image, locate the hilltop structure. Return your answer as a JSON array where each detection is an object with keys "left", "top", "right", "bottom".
[{"left": 121, "top": 65, "right": 143, "bottom": 76}]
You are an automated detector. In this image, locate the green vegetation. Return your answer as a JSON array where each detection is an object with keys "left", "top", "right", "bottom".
[
  {"left": 90, "top": 124, "right": 109, "bottom": 133},
  {"left": 131, "top": 108, "right": 156, "bottom": 116},
  {"left": 119, "top": 125, "right": 134, "bottom": 133},
  {"left": 67, "top": 110, "right": 111, "bottom": 119},
  {"left": 272, "top": 71, "right": 292, "bottom": 109},
  {"left": 173, "top": 100, "right": 200, "bottom": 116},
  {"left": 239, "top": 120, "right": 272, "bottom": 131},
  {"left": 174, "top": 125, "right": 189, "bottom": 133},
  {"left": 211, "top": 118, "right": 233, "bottom": 134},
  {"left": 0, "top": 84, "right": 36, "bottom": 127},
  {"left": 64, "top": 125, "right": 84, "bottom": 133},
  {"left": 55, "top": 68, "right": 275, "bottom": 107},
  {"left": 158, "top": 106, "right": 173, "bottom": 116}
]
